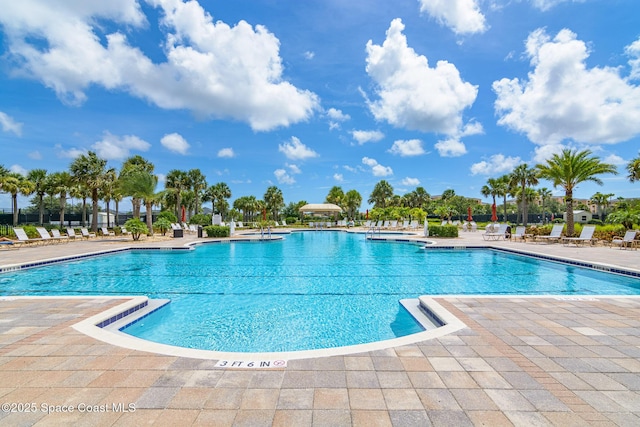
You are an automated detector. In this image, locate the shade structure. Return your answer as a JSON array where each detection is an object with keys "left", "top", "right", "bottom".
[
  {"left": 299, "top": 203, "right": 343, "bottom": 216},
  {"left": 491, "top": 203, "right": 498, "bottom": 222}
]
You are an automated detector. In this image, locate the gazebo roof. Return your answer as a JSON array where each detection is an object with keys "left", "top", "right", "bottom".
[{"left": 298, "top": 203, "right": 343, "bottom": 214}]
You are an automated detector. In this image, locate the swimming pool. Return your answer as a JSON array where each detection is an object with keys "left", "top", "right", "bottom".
[{"left": 2, "top": 231, "right": 640, "bottom": 352}]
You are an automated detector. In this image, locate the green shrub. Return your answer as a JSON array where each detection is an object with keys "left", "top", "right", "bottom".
[
  {"left": 588, "top": 219, "right": 604, "bottom": 225},
  {"left": 157, "top": 210, "right": 178, "bottom": 224},
  {"left": 428, "top": 225, "right": 458, "bottom": 238},
  {"left": 153, "top": 217, "right": 172, "bottom": 236},
  {"left": 123, "top": 218, "right": 149, "bottom": 241},
  {"left": 189, "top": 214, "right": 211, "bottom": 226},
  {"left": 204, "top": 225, "right": 230, "bottom": 238},
  {"left": 285, "top": 217, "right": 298, "bottom": 225},
  {"left": 19, "top": 225, "right": 39, "bottom": 238}
]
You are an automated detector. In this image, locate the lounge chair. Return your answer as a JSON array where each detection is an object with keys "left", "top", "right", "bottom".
[
  {"left": 100, "top": 227, "right": 115, "bottom": 237},
  {"left": 35, "top": 227, "right": 58, "bottom": 244},
  {"left": 482, "top": 223, "right": 509, "bottom": 240},
  {"left": 0, "top": 237, "right": 17, "bottom": 249},
  {"left": 470, "top": 221, "right": 477, "bottom": 232},
  {"left": 610, "top": 230, "right": 638, "bottom": 250},
  {"left": 562, "top": 225, "right": 596, "bottom": 247},
  {"left": 50, "top": 228, "right": 69, "bottom": 243},
  {"left": 66, "top": 227, "right": 78, "bottom": 239},
  {"left": 535, "top": 224, "right": 564, "bottom": 244},
  {"left": 120, "top": 227, "right": 131, "bottom": 235},
  {"left": 409, "top": 220, "right": 418, "bottom": 230},
  {"left": 13, "top": 227, "right": 44, "bottom": 245},
  {"left": 461, "top": 222, "right": 469, "bottom": 232},
  {"left": 511, "top": 226, "right": 531, "bottom": 242},
  {"left": 81, "top": 227, "right": 96, "bottom": 239}
]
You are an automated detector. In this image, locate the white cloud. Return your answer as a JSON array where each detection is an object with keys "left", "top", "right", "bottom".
[
  {"left": 161, "top": 132, "right": 190, "bottom": 155},
  {"left": 343, "top": 165, "right": 360, "bottom": 173},
  {"left": 434, "top": 138, "right": 467, "bottom": 157},
  {"left": 362, "top": 157, "right": 393, "bottom": 177},
  {"left": 0, "top": 112, "right": 23, "bottom": 136},
  {"left": 470, "top": 154, "right": 522, "bottom": 176},
  {"left": 402, "top": 177, "right": 420, "bottom": 186},
  {"left": 0, "top": 0, "right": 318, "bottom": 131},
  {"left": 92, "top": 131, "right": 150, "bottom": 160},
  {"left": 418, "top": 0, "right": 487, "bottom": 35},
  {"left": 602, "top": 154, "right": 627, "bottom": 166},
  {"left": 365, "top": 19, "right": 479, "bottom": 140},
  {"left": 626, "top": 38, "right": 640, "bottom": 81},
  {"left": 217, "top": 148, "right": 235, "bottom": 158},
  {"left": 28, "top": 151, "right": 42, "bottom": 160},
  {"left": 274, "top": 169, "right": 295, "bottom": 184},
  {"left": 494, "top": 28, "right": 640, "bottom": 147},
  {"left": 9, "top": 164, "right": 28, "bottom": 176},
  {"left": 351, "top": 130, "right": 384, "bottom": 145},
  {"left": 529, "top": 0, "right": 585, "bottom": 12},
  {"left": 333, "top": 173, "right": 344, "bottom": 182},
  {"left": 304, "top": 51, "right": 315, "bottom": 59},
  {"left": 54, "top": 144, "right": 86, "bottom": 159},
  {"left": 278, "top": 136, "right": 318, "bottom": 161},
  {"left": 156, "top": 173, "right": 166, "bottom": 187},
  {"left": 388, "top": 139, "right": 426, "bottom": 156},
  {"left": 533, "top": 144, "right": 566, "bottom": 163},
  {"left": 326, "top": 108, "right": 350, "bottom": 130},
  {"left": 286, "top": 163, "right": 302, "bottom": 174}
]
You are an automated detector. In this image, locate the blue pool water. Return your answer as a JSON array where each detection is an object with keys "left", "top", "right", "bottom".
[{"left": 1, "top": 231, "right": 639, "bottom": 352}]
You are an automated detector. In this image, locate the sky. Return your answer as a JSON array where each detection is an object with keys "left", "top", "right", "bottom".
[{"left": 1, "top": 0, "right": 639, "bottom": 212}]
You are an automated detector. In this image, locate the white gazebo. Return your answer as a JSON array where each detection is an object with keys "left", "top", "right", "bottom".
[{"left": 298, "top": 203, "right": 343, "bottom": 217}]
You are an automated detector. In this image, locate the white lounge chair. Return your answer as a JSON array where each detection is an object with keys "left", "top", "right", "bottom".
[
  {"left": 470, "top": 221, "right": 477, "bottom": 232},
  {"left": 482, "top": 223, "right": 509, "bottom": 241},
  {"left": 535, "top": 224, "right": 564, "bottom": 244},
  {"left": 611, "top": 230, "right": 638, "bottom": 250},
  {"left": 50, "top": 228, "right": 69, "bottom": 243},
  {"left": 13, "top": 228, "right": 44, "bottom": 245},
  {"left": 120, "top": 227, "right": 131, "bottom": 235},
  {"left": 35, "top": 227, "right": 57, "bottom": 244},
  {"left": 562, "top": 225, "right": 596, "bottom": 246},
  {"left": 101, "top": 227, "right": 115, "bottom": 237},
  {"left": 66, "top": 227, "right": 78, "bottom": 239},
  {"left": 81, "top": 227, "right": 96, "bottom": 239},
  {"left": 511, "top": 226, "right": 531, "bottom": 242}
]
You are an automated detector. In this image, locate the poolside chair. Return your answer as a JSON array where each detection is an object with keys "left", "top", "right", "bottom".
[
  {"left": 13, "top": 227, "right": 44, "bottom": 245},
  {"left": 562, "top": 225, "right": 596, "bottom": 247},
  {"left": 470, "top": 221, "right": 477, "bottom": 232},
  {"left": 535, "top": 224, "right": 564, "bottom": 244},
  {"left": 482, "top": 223, "right": 509, "bottom": 241},
  {"left": 50, "top": 228, "right": 69, "bottom": 243},
  {"left": 120, "top": 227, "right": 131, "bottom": 236},
  {"left": 409, "top": 220, "right": 418, "bottom": 231},
  {"left": 0, "top": 237, "right": 17, "bottom": 249},
  {"left": 282, "top": 219, "right": 287, "bottom": 226},
  {"left": 511, "top": 226, "right": 531, "bottom": 242},
  {"left": 610, "top": 230, "right": 638, "bottom": 250},
  {"left": 461, "top": 222, "right": 469, "bottom": 232},
  {"left": 390, "top": 220, "right": 398, "bottom": 229},
  {"left": 35, "top": 227, "right": 57, "bottom": 244},
  {"left": 441, "top": 220, "right": 448, "bottom": 226},
  {"left": 100, "top": 227, "right": 115, "bottom": 237},
  {"left": 66, "top": 227, "right": 78, "bottom": 239},
  {"left": 81, "top": 227, "right": 96, "bottom": 239}
]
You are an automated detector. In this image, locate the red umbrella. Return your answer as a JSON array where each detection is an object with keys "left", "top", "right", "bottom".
[
  {"left": 491, "top": 203, "right": 498, "bottom": 222},
  {"left": 181, "top": 206, "right": 186, "bottom": 222},
  {"left": 366, "top": 209, "right": 369, "bottom": 220},
  {"left": 467, "top": 206, "right": 473, "bottom": 221}
]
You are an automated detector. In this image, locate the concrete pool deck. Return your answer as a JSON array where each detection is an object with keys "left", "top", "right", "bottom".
[{"left": 1, "top": 229, "right": 640, "bottom": 425}]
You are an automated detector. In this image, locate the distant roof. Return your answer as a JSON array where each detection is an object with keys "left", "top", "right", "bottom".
[{"left": 299, "top": 203, "right": 342, "bottom": 213}]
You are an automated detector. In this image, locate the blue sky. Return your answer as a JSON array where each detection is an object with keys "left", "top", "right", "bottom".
[{"left": 1, "top": 0, "right": 639, "bottom": 211}]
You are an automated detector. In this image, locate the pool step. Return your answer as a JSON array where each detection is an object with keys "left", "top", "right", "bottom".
[
  {"left": 102, "top": 299, "right": 171, "bottom": 331},
  {"left": 399, "top": 299, "right": 440, "bottom": 330}
]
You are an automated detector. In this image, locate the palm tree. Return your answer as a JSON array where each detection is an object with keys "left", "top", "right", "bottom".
[
  {"left": 264, "top": 186, "right": 284, "bottom": 221},
  {"left": 70, "top": 151, "right": 108, "bottom": 232},
  {"left": 99, "top": 168, "right": 117, "bottom": 227},
  {"left": 46, "top": 172, "right": 72, "bottom": 228},
  {"left": 626, "top": 155, "right": 640, "bottom": 182},
  {"left": 3, "top": 173, "right": 35, "bottom": 226},
  {"left": 509, "top": 164, "right": 539, "bottom": 226},
  {"left": 343, "top": 189, "right": 362, "bottom": 219},
  {"left": 27, "top": 169, "right": 48, "bottom": 225},
  {"left": 589, "top": 192, "right": 615, "bottom": 221},
  {"left": 325, "top": 186, "right": 344, "bottom": 208},
  {"left": 120, "top": 155, "right": 155, "bottom": 218},
  {"left": 70, "top": 184, "right": 90, "bottom": 227},
  {"left": 0, "top": 164, "right": 9, "bottom": 191},
  {"left": 538, "top": 187, "right": 552, "bottom": 224},
  {"left": 537, "top": 149, "right": 617, "bottom": 236},
  {"left": 187, "top": 169, "right": 207, "bottom": 216},
  {"left": 120, "top": 169, "right": 158, "bottom": 233},
  {"left": 480, "top": 177, "right": 500, "bottom": 208},
  {"left": 165, "top": 169, "right": 189, "bottom": 221},
  {"left": 203, "top": 182, "right": 232, "bottom": 217},
  {"left": 368, "top": 180, "right": 394, "bottom": 208},
  {"left": 495, "top": 175, "right": 510, "bottom": 222}
]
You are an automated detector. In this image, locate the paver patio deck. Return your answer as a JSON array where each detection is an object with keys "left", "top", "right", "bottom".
[{"left": 1, "top": 228, "right": 639, "bottom": 426}]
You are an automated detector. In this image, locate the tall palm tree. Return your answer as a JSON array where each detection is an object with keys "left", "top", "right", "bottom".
[
  {"left": 626, "top": 155, "right": 640, "bottom": 183},
  {"left": 0, "top": 164, "right": 9, "bottom": 191},
  {"left": 69, "top": 184, "right": 90, "bottom": 227},
  {"left": 120, "top": 169, "right": 158, "bottom": 233},
  {"left": 187, "top": 169, "right": 207, "bottom": 216},
  {"left": 165, "top": 169, "right": 189, "bottom": 221},
  {"left": 46, "top": 171, "right": 72, "bottom": 228},
  {"left": 509, "top": 164, "right": 539, "bottom": 226},
  {"left": 480, "top": 177, "right": 500, "bottom": 208},
  {"left": 70, "top": 151, "right": 108, "bottom": 232},
  {"left": 538, "top": 187, "right": 552, "bottom": 223},
  {"left": 368, "top": 180, "right": 394, "bottom": 208},
  {"left": 120, "top": 155, "right": 155, "bottom": 218},
  {"left": 590, "top": 192, "right": 615, "bottom": 221},
  {"left": 495, "top": 175, "right": 510, "bottom": 222},
  {"left": 99, "top": 168, "right": 117, "bottom": 227},
  {"left": 3, "top": 173, "right": 35, "bottom": 226},
  {"left": 264, "top": 186, "right": 284, "bottom": 221},
  {"left": 537, "top": 149, "right": 617, "bottom": 236},
  {"left": 325, "top": 186, "right": 345, "bottom": 208},
  {"left": 343, "top": 189, "right": 362, "bottom": 219},
  {"left": 203, "top": 182, "right": 232, "bottom": 217},
  {"left": 27, "top": 169, "right": 48, "bottom": 225}
]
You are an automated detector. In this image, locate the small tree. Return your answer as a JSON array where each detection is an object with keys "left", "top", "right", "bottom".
[
  {"left": 123, "top": 218, "right": 149, "bottom": 241},
  {"left": 153, "top": 217, "right": 172, "bottom": 236}
]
